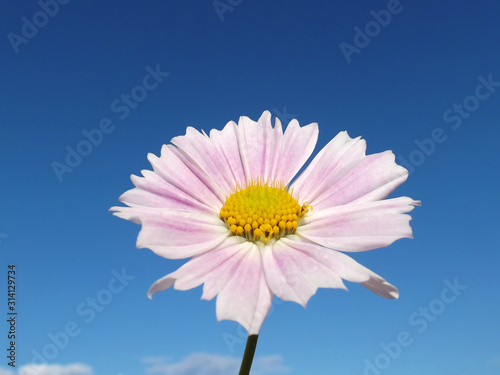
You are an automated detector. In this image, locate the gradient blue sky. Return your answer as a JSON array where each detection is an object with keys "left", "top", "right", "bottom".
[{"left": 1, "top": 1, "right": 500, "bottom": 375}]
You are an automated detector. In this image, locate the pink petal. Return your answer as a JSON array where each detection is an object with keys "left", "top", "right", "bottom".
[
  {"left": 262, "top": 239, "right": 345, "bottom": 306},
  {"left": 148, "top": 237, "right": 273, "bottom": 334},
  {"left": 200, "top": 240, "right": 255, "bottom": 301},
  {"left": 147, "top": 274, "right": 175, "bottom": 298},
  {"left": 299, "top": 197, "right": 420, "bottom": 252},
  {"left": 361, "top": 277, "right": 399, "bottom": 299},
  {"left": 272, "top": 118, "right": 318, "bottom": 185},
  {"left": 112, "top": 207, "right": 228, "bottom": 259},
  {"left": 232, "top": 111, "right": 319, "bottom": 184},
  {"left": 235, "top": 111, "right": 273, "bottom": 182},
  {"left": 170, "top": 127, "right": 237, "bottom": 199},
  {"left": 210, "top": 121, "right": 247, "bottom": 187},
  {"left": 303, "top": 150, "right": 409, "bottom": 209},
  {"left": 148, "top": 145, "right": 223, "bottom": 211},
  {"left": 115, "top": 170, "right": 214, "bottom": 214},
  {"left": 263, "top": 116, "right": 284, "bottom": 182},
  {"left": 214, "top": 242, "right": 273, "bottom": 334},
  {"left": 147, "top": 236, "right": 246, "bottom": 297},
  {"left": 280, "top": 236, "right": 399, "bottom": 299},
  {"left": 291, "top": 131, "right": 367, "bottom": 206},
  {"left": 206, "top": 111, "right": 291, "bottom": 187}
]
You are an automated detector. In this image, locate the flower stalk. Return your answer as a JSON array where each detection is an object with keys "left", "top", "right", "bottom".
[{"left": 239, "top": 335, "right": 259, "bottom": 375}]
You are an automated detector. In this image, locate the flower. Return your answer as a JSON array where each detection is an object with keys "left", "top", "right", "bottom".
[{"left": 111, "top": 110, "right": 420, "bottom": 334}]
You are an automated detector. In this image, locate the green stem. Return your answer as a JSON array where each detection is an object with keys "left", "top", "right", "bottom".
[{"left": 238, "top": 334, "right": 259, "bottom": 375}]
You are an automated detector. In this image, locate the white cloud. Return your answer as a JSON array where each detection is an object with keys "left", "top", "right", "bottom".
[
  {"left": 17, "top": 363, "right": 92, "bottom": 375},
  {"left": 143, "top": 353, "right": 288, "bottom": 375},
  {"left": 0, "top": 368, "right": 15, "bottom": 375},
  {"left": 252, "top": 356, "right": 289, "bottom": 375},
  {"left": 142, "top": 357, "right": 173, "bottom": 365}
]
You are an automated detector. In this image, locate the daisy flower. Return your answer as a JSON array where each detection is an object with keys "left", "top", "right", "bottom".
[{"left": 111, "top": 110, "right": 419, "bottom": 336}]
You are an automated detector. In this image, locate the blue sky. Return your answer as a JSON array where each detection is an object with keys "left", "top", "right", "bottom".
[{"left": 1, "top": 1, "right": 500, "bottom": 374}]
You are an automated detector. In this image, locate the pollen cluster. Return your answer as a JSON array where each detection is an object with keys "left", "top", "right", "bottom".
[{"left": 219, "top": 182, "right": 311, "bottom": 244}]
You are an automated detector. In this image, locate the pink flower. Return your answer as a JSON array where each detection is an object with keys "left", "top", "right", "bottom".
[{"left": 111, "top": 111, "right": 419, "bottom": 334}]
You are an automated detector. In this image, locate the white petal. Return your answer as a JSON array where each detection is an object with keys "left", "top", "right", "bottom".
[
  {"left": 171, "top": 126, "right": 236, "bottom": 198},
  {"left": 281, "top": 236, "right": 398, "bottom": 299},
  {"left": 235, "top": 111, "right": 274, "bottom": 182},
  {"left": 215, "top": 242, "right": 273, "bottom": 334},
  {"left": 262, "top": 239, "right": 345, "bottom": 306},
  {"left": 112, "top": 207, "right": 228, "bottom": 259},
  {"left": 200, "top": 240, "right": 253, "bottom": 300},
  {"left": 147, "top": 274, "right": 176, "bottom": 298},
  {"left": 299, "top": 197, "right": 420, "bottom": 252},
  {"left": 115, "top": 170, "right": 214, "bottom": 214},
  {"left": 147, "top": 237, "right": 246, "bottom": 297},
  {"left": 148, "top": 237, "right": 273, "bottom": 334},
  {"left": 210, "top": 120, "right": 248, "bottom": 187},
  {"left": 273, "top": 118, "right": 318, "bottom": 185},
  {"left": 233, "top": 111, "right": 318, "bottom": 185},
  {"left": 264, "top": 116, "right": 284, "bottom": 182},
  {"left": 306, "top": 150, "right": 409, "bottom": 209},
  {"left": 361, "top": 277, "right": 399, "bottom": 299},
  {"left": 291, "top": 131, "right": 366, "bottom": 206},
  {"left": 148, "top": 145, "right": 223, "bottom": 211}
]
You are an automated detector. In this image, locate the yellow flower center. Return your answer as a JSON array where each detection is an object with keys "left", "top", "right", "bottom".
[{"left": 219, "top": 182, "right": 311, "bottom": 244}]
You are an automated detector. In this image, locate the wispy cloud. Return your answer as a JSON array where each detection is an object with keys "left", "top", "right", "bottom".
[
  {"left": 251, "top": 356, "right": 289, "bottom": 375},
  {"left": 1, "top": 354, "right": 287, "bottom": 375},
  {"left": 16, "top": 363, "right": 92, "bottom": 375},
  {"left": 143, "top": 353, "right": 289, "bottom": 375}
]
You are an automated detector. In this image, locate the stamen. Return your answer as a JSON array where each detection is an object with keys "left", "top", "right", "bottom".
[{"left": 219, "top": 181, "right": 311, "bottom": 244}]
